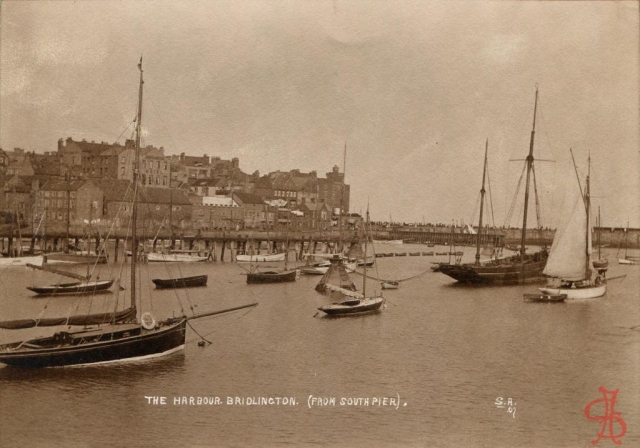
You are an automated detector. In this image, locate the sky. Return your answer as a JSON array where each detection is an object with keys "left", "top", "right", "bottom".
[{"left": 1, "top": 0, "right": 638, "bottom": 227}]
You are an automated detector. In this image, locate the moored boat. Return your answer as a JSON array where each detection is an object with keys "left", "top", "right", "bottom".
[
  {"left": 152, "top": 275, "right": 208, "bottom": 289},
  {"left": 146, "top": 252, "right": 209, "bottom": 262},
  {"left": 318, "top": 296, "right": 385, "bottom": 316},
  {"left": 523, "top": 293, "right": 566, "bottom": 303},
  {"left": 440, "top": 89, "right": 549, "bottom": 285},
  {"left": 0, "top": 255, "right": 44, "bottom": 267},
  {"left": 317, "top": 207, "right": 384, "bottom": 317},
  {"left": 246, "top": 270, "right": 297, "bottom": 284},
  {"left": 539, "top": 151, "right": 606, "bottom": 300},
  {"left": 44, "top": 252, "right": 108, "bottom": 265},
  {"left": 27, "top": 279, "right": 114, "bottom": 296},
  {"left": 381, "top": 281, "right": 399, "bottom": 290},
  {"left": 236, "top": 252, "right": 286, "bottom": 263}
]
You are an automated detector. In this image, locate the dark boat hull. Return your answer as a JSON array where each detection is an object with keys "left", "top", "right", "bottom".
[
  {"left": 152, "top": 275, "right": 208, "bottom": 289},
  {"left": 524, "top": 293, "right": 566, "bottom": 302},
  {"left": 319, "top": 299, "right": 384, "bottom": 316},
  {"left": 439, "top": 251, "right": 548, "bottom": 285},
  {"left": 246, "top": 270, "right": 297, "bottom": 284},
  {"left": 27, "top": 279, "right": 114, "bottom": 295},
  {"left": 0, "top": 320, "right": 187, "bottom": 368}
]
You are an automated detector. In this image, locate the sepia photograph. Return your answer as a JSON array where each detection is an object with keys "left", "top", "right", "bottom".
[{"left": 0, "top": 1, "right": 638, "bottom": 447}]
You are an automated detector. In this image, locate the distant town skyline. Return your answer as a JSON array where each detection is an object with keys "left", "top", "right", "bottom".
[{"left": 1, "top": 1, "right": 638, "bottom": 227}]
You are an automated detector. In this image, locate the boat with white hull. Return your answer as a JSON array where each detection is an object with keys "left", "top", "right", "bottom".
[
  {"left": 146, "top": 252, "right": 209, "bottom": 263},
  {"left": 236, "top": 252, "right": 285, "bottom": 263},
  {"left": 538, "top": 152, "right": 606, "bottom": 300},
  {"left": 539, "top": 283, "right": 606, "bottom": 300},
  {"left": 0, "top": 256, "right": 44, "bottom": 267}
]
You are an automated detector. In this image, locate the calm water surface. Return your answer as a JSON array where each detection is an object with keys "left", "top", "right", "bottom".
[{"left": 0, "top": 244, "right": 638, "bottom": 448}]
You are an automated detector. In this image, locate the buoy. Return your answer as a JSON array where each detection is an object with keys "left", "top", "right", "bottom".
[{"left": 198, "top": 341, "right": 206, "bottom": 347}]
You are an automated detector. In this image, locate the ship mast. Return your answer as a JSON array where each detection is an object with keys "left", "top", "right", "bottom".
[
  {"left": 520, "top": 86, "right": 539, "bottom": 261},
  {"left": 131, "top": 57, "right": 144, "bottom": 314},
  {"left": 585, "top": 154, "right": 591, "bottom": 280},
  {"left": 338, "top": 142, "right": 346, "bottom": 254},
  {"left": 363, "top": 203, "right": 369, "bottom": 297},
  {"left": 597, "top": 206, "right": 601, "bottom": 261},
  {"left": 475, "top": 139, "right": 488, "bottom": 266}
]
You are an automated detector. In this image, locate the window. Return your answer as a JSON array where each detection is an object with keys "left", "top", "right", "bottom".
[{"left": 44, "top": 191, "right": 50, "bottom": 198}]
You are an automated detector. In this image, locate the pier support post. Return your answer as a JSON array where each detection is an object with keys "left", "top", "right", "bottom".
[
  {"left": 221, "top": 240, "right": 226, "bottom": 262},
  {"left": 114, "top": 237, "right": 119, "bottom": 262}
]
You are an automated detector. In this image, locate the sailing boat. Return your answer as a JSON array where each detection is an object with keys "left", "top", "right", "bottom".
[
  {"left": 0, "top": 59, "right": 257, "bottom": 368},
  {"left": 317, "top": 205, "right": 384, "bottom": 316},
  {"left": 439, "top": 88, "right": 549, "bottom": 285},
  {"left": 538, "top": 152, "right": 606, "bottom": 300}
]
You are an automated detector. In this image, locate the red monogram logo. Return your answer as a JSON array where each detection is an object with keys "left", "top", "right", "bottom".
[{"left": 584, "top": 387, "right": 627, "bottom": 445}]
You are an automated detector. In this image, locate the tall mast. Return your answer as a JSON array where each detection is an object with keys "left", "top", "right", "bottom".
[
  {"left": 475, "top": 139, "right": 488, "bottom": 266},
  {"left": 520, "top": 86, "right": 539, "bottom": 260},
  {"left": 448, "top": 221, "right": 454, "bottom": 264},
  {"left": 65, "top": 174, "right": 71, "bottom": 253},
  {"left": 363, "top": 204, "right": 369, "bottom": 297},
  {"left": 338, "top": 142, "right": 346, "bottom": 254},
  {"left": 131, "top": 57, "right": 144, "bottom": 313},
  {"left": 169, "top": 164, "right": 174, "bottom": 250},
  {"left": 585, "top": 154, "right": 591, "bottom": 279},
  {"left": 597, "top": 206, "right": 601, "bottom": 260}
]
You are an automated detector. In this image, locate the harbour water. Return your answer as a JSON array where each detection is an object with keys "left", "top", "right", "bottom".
[{"left": 0, "top": 244, "right": 638, "bottom": 447}]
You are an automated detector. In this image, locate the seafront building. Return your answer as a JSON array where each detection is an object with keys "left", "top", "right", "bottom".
[{"left": 0, "top": 138, "right": 351, "bottom": 234}]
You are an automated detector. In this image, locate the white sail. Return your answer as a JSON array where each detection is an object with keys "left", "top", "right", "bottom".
[{"left": 543, "top": 193, "right": 588, "bottom": 280}]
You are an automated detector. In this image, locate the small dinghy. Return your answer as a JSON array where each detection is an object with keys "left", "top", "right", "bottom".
[
  {"left": 381, "top": 281, "right": 399, "bottom": 290},
  {"left": 523, "top": 293, "right": 567, "bottom": 303},
  {"left": 152, "top": 275, "right": 208, "bottom": 289}
]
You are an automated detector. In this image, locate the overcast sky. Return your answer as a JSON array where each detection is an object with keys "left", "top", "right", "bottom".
[{"left": 1, "top": 0, "right": 638, "bottom": 227}]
